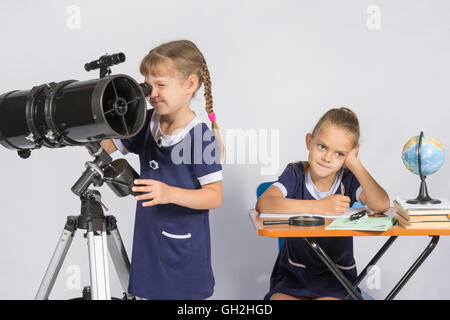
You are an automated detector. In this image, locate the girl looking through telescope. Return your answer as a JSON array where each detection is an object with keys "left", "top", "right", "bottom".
[{"left": 101, "top": 40, "right": 224, "bottom": 300}]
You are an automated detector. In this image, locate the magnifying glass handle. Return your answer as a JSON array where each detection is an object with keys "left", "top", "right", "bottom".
[{"left": 263, "top": 220, "right": 289, "bottom": 225}]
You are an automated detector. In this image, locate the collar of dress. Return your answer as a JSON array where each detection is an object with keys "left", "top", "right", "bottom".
[
  {"left": 150, "top": 110, "right": 203, "bottom": 147},
  {"left": 304, "top": 168, "right": 344, "bottom": 200}
]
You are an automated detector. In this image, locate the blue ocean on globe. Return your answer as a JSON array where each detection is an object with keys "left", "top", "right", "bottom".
[{"left": 402, "top": 135, "right": 445, "bottom": 176}]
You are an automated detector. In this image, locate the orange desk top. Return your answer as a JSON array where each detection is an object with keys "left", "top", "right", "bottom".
[{"left": 249, "top": 209, "right": 450, "bottom": 237}]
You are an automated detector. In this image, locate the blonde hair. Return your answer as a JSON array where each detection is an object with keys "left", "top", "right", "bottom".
[
  {"left": 301, "top": 107, "right": 360, "bottom": 173},
  {"left": 312, "top": 107, "right": 360, "bottom": 145},
  {"left": 140, "top": 40, "right": 224, "bottom": 160}
]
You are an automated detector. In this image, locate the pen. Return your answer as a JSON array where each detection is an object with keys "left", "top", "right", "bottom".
[
  {"left": 349, "top": 209, "right": 367, "bottom": 221},
  {"left": 340, "top": 182, "right": 345, "bottom": 196}
]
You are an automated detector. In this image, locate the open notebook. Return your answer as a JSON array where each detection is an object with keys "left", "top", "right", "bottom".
[{"left": 325, "top": 215, "right": 396, "bottom": 231}]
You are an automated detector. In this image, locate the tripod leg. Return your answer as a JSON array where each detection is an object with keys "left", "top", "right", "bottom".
[
  {"left": 86, "top": 221, "right": 111, "bottom": 300},
  {"left": 101, "top": 223, "right": 112, "bottom": 299},
  {"left": 106, "top": 216, "right": 132, "bottom": 299},
  {"left": 35, "top": 217, "right": 77, "bottom": 300}
]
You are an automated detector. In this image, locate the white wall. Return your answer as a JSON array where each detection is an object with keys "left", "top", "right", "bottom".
[{"left": 0, "top": 0, "right": 449, "bottom": 299}]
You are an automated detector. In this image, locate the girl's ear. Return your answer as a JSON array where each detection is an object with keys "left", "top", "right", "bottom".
[
  {"left": 185, "top": 74, "right": 199, "bottom": 95},
  {"left": 306, "top": 133, "right": 312, "bottom": 151}
]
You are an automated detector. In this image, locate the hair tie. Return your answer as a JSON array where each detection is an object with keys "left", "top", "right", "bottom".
[{"left": 208, "top": 112, "right": 216, "bottom": 122}]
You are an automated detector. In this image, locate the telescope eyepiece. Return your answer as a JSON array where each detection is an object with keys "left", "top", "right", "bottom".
[{"left": 139, "top": 82, "right": 152, "bottom": 97}]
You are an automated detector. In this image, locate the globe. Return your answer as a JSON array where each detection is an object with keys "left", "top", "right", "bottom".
[{"left": 402, "top": 135, "right": 445, "bottom": 177}]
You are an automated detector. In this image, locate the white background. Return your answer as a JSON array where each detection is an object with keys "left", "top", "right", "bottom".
[{"left": 0, "top": 0, "right": 449, "bottom": 299}]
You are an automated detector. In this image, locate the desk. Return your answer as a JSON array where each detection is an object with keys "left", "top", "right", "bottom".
[{"left": 249, "top": 209, "right": 450, "bottom": 300}]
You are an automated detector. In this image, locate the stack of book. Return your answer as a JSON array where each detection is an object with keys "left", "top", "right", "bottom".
[{"left": 394, "top": 197, "right": 450, "bottom": 229}]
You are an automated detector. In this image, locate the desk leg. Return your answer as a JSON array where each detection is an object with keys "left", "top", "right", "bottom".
[
  {"left": 344, "top": 236, "right": 398, "bottom": 300},
  {"left": 385, "top": 235, "right": 439, "bottom": 300},
  {"left": 305, "top": 237, "right": 364, "bottom": 300}
]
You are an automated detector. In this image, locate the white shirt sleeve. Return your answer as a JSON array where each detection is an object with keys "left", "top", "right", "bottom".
[
  {"left": 272, "top": 182, "right": 288, "bottom": 198},
  {"left": 197, "top": 171, "right": 223, "bottom": 186},
  {"left": 113, "top": 139, "right": 129, "bottom": 155},
  {"left": 355, "top": 185, "right": 364, "bottom": 204}
]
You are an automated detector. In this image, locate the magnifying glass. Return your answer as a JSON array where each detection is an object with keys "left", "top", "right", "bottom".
[{"left": 263, "top": 215, "right": 325, "bottom": 227}]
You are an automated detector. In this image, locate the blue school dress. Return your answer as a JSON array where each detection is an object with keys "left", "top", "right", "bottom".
[
  {"left": 114, "top": 108, "right": 223, "bottom": 300},
  {"left": 264, "top": 162, "right": 363, "bottom": 300}
]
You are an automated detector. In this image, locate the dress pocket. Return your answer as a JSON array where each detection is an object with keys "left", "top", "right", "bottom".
[
  {"left": 286, "top": 254, "right": 311, "bottom": 284},
  {"left": 159, "top": 230, "right": 192, "bottom": 268}
]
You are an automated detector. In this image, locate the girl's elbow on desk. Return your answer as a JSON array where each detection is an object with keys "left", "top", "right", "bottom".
[
  {"left": 255, "top": 198, "right": 264, "bottom": 213},
  {"left": 359, "top": 190, "right": 390, "bottom": 213},
  {"left": 365, "top": 197, "right": 391, "bottom": 213},
  {"left": 372, "top": 200, "right": 391, "bottom": 213},
  {"left": 255, "top": 196, "right": 278, "bottom": 213}
]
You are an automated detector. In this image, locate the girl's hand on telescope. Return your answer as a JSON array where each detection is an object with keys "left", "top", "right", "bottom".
[{"left": 132, "top": 179, "right": 173, "bottom": 206}]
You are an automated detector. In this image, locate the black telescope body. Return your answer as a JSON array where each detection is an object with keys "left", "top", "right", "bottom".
[
  {"left": 0, "top": 52, "right": 149, "bottom": 198},
  {"left": 0, "top": 74, "right": 147, "bottom": 157}
]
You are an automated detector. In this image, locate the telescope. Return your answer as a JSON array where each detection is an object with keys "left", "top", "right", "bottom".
[
  {"left": 0, "top": 52, "right": 151, "bottom": 159},
  {"left": 0, "top": 53, "right": 151, "bottom": 299}
]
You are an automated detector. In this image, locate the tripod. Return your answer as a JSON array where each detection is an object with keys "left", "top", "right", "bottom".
[
  {"left": 35, "top": 141, "right": 138, "bottom": 300},
  {"left": 35, "top": 190, "right": 133, "bottom": 300}
]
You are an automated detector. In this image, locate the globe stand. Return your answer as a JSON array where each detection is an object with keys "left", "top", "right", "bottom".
[
  {"left": 407, "top": 177, "right": 441, "bottom": 205},
  {"left": 406, "top": 131, "right": 441, "bottom": 205}
]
